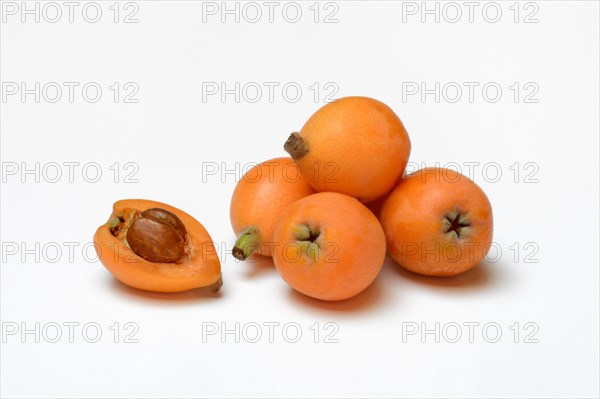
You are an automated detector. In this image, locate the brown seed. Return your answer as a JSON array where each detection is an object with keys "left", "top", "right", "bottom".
[
  {"left": 141, "top": 208, "right": 187, "bottom": 240},
  {"left": 126, "top": 208, "right": 187, "bottom": 263}
]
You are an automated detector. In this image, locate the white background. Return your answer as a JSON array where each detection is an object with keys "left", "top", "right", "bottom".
[{"left": 1, "top": 1, "right": 599, "bottom": 398}]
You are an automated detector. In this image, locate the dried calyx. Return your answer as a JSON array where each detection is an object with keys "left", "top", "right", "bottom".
[
  {"left": 110, "top": 208, "right": 188, "bottom": 263},
  {"left": 443, "top": 210, "right": 471, "bottom": 239},
  {"left": 294, "top": 224, "right": 321, "bottom": 261}
]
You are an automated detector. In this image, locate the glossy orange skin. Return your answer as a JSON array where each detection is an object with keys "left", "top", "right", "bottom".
[
  {"left": 94, "top": 199, "right": 221, "bottom": 292},
  {"left": 294, "top": 96, "right": 411, "bottom": 202},
  {"left": 381, "top": 168, "right": 493, "bottom": 276},
  {"left": 273, "top": 192, "right": 386, "bottom": 301},
  {"left": 230, "top": 157, "right": 315, "bottom": 257}
]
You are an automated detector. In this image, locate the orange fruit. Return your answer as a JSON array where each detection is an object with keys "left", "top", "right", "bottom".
[
  {"left": 284, "top": 96, "right": 411, "bottom": 202},
  {"left": 272, "top": 192, "right": 386, "bottom": 301},
  {"left": 94, "top": 199, "right": 222, "bottom": 293},
  {"left": 381, "top": 168, "right": 493, "bottom": 276},
  {"left": 230, "top": 157, "right": 315, "bottom": 260}
]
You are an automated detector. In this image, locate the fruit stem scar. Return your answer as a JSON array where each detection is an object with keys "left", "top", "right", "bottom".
[
  {"left": 443, "top": 210, "right": 471, "bottom": 239},
  {"left": 284, "top": 132, "right": 309, "bottom": 160},
  {"left": 232, "top": 226, "right": 260, "bottom": 261},
  {"left": 209, "top": 276, "right": 223, "bottom": 293}
]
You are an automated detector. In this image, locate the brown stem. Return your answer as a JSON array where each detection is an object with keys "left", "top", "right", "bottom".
[
  {"left": 209, "top": 276, "right": 223, "bottom": 293},
  {"left": 284, "top": 132, "right": 309, "bottom": 160}
]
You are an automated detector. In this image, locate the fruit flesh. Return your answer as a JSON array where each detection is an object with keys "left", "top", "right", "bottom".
[
  {"left": 94, "top": 199, "right": 222, "bottom": 293},
  {"left": 381, "top": 168, "right": 493, "bottom": 276}
]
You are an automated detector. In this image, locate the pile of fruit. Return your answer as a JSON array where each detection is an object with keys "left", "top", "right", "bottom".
[{"left": 94, "top": 96, "right": 493, "bottom": 301}]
